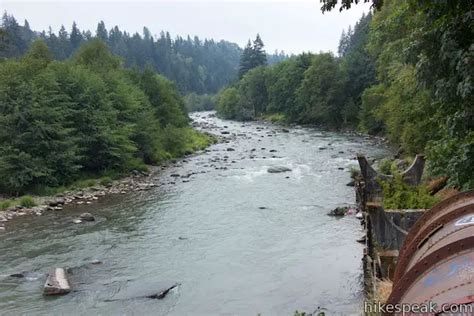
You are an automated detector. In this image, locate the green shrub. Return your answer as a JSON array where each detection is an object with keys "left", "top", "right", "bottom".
[
  {"left": 0, "top": 199, "right": 12, "bottom": 210},
  {"left": 380, "top": 174, "right": 440, "bottom": 209},
  {"left": 20, "top": 196, "right": 37, "bottom": 208},
  {"left": 378, "top": 158, "right": 394, "bottom": 175}
]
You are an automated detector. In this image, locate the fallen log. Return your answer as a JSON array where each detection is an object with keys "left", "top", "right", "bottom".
[{"left": 43, "top": 268, "right": 71, "bottom": 296}]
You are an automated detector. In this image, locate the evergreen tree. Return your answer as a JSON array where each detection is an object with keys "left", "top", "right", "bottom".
[
  {"left": 70, "top": 22, "right": 83, "bottom": 51},
  {"left": 238, "top": 40, "right": 253, "bottom": 78},
  {"left": 56, "top": 25, "right": 70, "bottom": 59},
  {"left": 238, "top": 34, "right": 267, "bottom": 78},
  {"left": 96, "top": 21, "right": 108, "bottom": 41},
  {"left": 251, "top": 34, "right": 267, "bottom": 68}
]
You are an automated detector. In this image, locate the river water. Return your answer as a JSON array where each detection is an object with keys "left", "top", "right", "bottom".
[{"left": 0, "top": 112, "right": 390, "bottom": 315}]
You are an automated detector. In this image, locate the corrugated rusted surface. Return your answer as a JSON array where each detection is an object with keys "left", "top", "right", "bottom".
[{"left": 387, "top": 191, "right": 474, "bottom": 312}]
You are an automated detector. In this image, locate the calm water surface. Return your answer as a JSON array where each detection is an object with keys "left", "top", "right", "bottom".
[{"left": 0, "top": 112, "right": 390, "bottom": 315}]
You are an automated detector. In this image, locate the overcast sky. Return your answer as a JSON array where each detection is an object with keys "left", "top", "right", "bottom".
[{"left": 2, "top": 0, "right": 371, "bottom": 55}]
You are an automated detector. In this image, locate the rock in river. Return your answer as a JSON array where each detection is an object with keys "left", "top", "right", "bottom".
[
  {"left": 267, "top": 166, "right": 292, "bottom": 173},
  {"left": 79, "top": 213, "right": 95, "bottom": 222},
  {"left": 327, "top": 206, "right": 349, "bottom": 217}
]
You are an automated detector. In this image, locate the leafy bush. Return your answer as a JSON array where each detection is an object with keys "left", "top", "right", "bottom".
[
  {"left": 20, "top": 196, "right": 37, "bottom": 208},
  {"left": 378, "top": 158, "right": 394, "bottom": 175},
  {"left": 380, "top": 174, "right": 440, "bottom": 209}
]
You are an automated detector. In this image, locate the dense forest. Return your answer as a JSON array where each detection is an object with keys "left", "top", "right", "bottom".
[
  {"left": 0, "top": 13, "right": 287, "bottom": 94},
  {"left": 0, "top": 40, "right": 212, "bottom": 195},
  {"left": 216, "top": 0, "right": 473, "bottom": 190}
]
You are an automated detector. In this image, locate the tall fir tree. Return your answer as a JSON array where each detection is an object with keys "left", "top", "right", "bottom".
[
  {"left": 238, "top": 40, "right": 253, "bottom": 78},
  {"left": 70, "top": 22, "right": 83, "bottom": 51},
  {"left": 251, "top": 34, "right": 267, "bottom": 68},
  {"left": 238, "top": 34, "right": 267, "bottom": 78},
  {"left": 96, "top": 21, "right": 108, "bottom": 41}
]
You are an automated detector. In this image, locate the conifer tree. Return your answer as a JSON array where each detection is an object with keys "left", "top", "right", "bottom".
[
  {"left": 238, "top": 40, "right": 253, "bottom": 78},
  {"left": 251, "top": 34, "right": 266, "bottom": 68},
  {"left": 96, "top": 21, "right": 108, "bottom": 41}
]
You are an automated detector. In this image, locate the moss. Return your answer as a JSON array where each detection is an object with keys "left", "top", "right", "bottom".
[{"left": 19, "top": 196, "right": 37, "bottom": 208}]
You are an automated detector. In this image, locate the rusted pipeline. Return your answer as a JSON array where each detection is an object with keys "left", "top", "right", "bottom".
[{"left": 387, "top": 190, "right": 474, "bottom": 313}]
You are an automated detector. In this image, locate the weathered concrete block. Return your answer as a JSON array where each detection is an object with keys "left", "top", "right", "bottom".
[{"left": 43, "top": 268, "right": 71, "bottom": 296}]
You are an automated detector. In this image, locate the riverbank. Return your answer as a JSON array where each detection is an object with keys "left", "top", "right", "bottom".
[{"left": 0, "top": 130, "right": 218, "bottom": 232}]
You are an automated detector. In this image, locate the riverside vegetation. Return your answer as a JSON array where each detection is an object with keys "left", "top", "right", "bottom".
[
  {"left": 0, "top": 40, "right": 214, "bottom": 198},
  {"left": 216, "top": 0, "right": 473, "bottom": 191}
]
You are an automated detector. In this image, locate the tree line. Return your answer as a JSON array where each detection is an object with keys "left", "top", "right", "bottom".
[
  {"left": 0, "top": 40, "right": 212, "bottom": 195},
  {"left": 0, "top": 12, "right": 288, "bottom": 95},
  {"left": 216, "top": 0, "right": 473, "bottom": 190}
]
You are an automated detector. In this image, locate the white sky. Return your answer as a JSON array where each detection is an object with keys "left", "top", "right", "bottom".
[{"left": 1, "top": 0, "right": 372, "bottom": 54}]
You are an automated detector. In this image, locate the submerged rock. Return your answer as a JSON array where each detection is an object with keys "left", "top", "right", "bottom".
[
  {"left": 79, "top": 213, "right": 95, "bottom": 222},
  {"left": 327, "top": 206, "right": 349, "bottom": 217},
  {"left": 9, "top": 271, "right": 43, "bottom": 281},
  {"left": 267, "top": 166, "right": 292, "bottom": 173}
]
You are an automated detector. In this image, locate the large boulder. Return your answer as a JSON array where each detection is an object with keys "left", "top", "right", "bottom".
[{"left": 267, "top": 166, "right": 292, "bottom": 173}]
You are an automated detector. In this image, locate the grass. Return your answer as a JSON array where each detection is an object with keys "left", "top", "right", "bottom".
[
  {"left": 70, "top": 179, "right": 97, "bottom": 189},
  {"left": 0, "top": 199, "right": 13, "bottom": 211},
  {"left": 99, "top": 176, "right": 113, "bottom": 186},
  {"left": 183, "top": 129, "right": 216, "bottom": 153},
  {"left": 349, "top": 166, "right": 361, "bottom": 179},
  {"left": 19, "top": 196, "right": 37, "bottom": 208},
  {"left": 262, "top": 113, "right": 286, "bottom": 123}
]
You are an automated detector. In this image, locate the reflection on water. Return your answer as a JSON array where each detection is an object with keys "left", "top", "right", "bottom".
[{"left": 0, "top": 112, "right": 390, "bottom": 315}]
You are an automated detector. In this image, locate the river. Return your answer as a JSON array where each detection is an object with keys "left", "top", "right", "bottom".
[{"left": 0, "top": 112, "right": 390, "bottom": 315}]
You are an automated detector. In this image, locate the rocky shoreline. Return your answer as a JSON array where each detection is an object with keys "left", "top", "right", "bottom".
[
  {"left": 0, "top": 139, "right": 219, "bottom": 232},
  {"left": 0, "top": 168, "right": 162, "bottom": 231}
]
